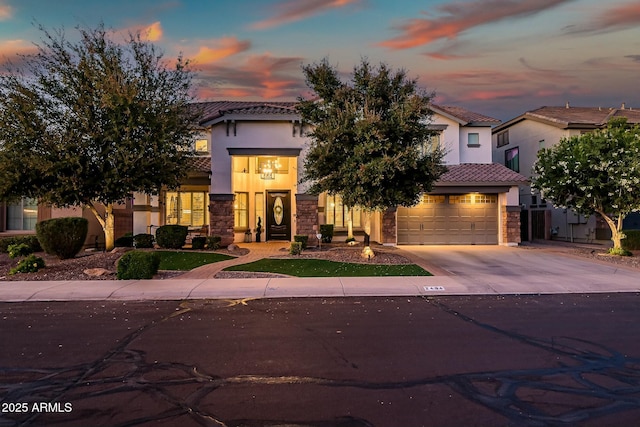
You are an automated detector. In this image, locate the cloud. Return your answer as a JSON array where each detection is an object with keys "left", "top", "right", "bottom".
[
  {"left": 571, "top": 2, "right": 640, "bottom": 34},
  {"left": 379, "top": 0, "right": 572, "bottom": 50},
  {"left": 251, "top": 0, "right": 362, "bottom": 29},
  {"left": 195, "top": 53, "right": 305, "bottom": 99},
  {"left": 117, "top": 21, "right": 163, "bottom": 41},
  {"left": 0, "top": 1, "right": 12, "bottom": 20},
  {"left": 0, "top": 40, "right": 38, "bottom": 66},
  {"left": 626, "top": 55, "right": 640, "bottom": 63},
  {"left": 192, "top": 37, "right": 251, "bottom": 64}
]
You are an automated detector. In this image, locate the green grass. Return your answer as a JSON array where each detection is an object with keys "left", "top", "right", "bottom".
[
  {"left": 224, "top": 258, "right": 431, "bottom": 277},
  {"left": 157, "top": 251, "right": 234, "bottom": 271}
]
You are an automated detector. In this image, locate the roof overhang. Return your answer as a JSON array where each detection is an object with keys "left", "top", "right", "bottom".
[{"left": 227, "top": 148, "right": 302, "bottom": 156}]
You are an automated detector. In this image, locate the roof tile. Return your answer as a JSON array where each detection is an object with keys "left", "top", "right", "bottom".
[{"left": 438, "top": 163, "right": 528, "bottom": 185}]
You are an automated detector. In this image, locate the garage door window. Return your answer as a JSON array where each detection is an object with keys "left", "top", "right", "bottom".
[
  {"left": 450, "top": 194, "right": 497, "bottom": 204},
  {"left": 450, "top": 195, "right": 474, "bottom": 204},
  {"left": 423, "top": 195, "right": 445, "bottom": 203}
]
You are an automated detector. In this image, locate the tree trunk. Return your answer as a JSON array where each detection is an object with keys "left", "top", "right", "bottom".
[
  {"left": 86, "top": 202, "right": 116, "bottom": 251},
  {"left": 596, "top": 209, "right": 625, "bottom": 251}
]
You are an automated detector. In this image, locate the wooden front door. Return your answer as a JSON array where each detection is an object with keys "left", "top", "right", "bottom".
[{"left": 266, "top": 191, "right": 291, "bottom": 240}]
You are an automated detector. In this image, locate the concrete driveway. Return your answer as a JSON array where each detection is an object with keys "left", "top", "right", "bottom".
[{"left": 397, "top": 245, "right": 640, "bottom": 294}]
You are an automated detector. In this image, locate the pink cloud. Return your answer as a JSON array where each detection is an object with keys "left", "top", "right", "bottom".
[
  {"left": 192, "top": 37, "right": 251, "bottom": 64},
  {"left": 577, "top": 2, "right": 640, "bottom": 33},
  {"left": 379, "top": 0, "right": 571, "bottom": 50},
  {"left": 251, "top": 0, "right": 362, "bottom": 29},
  {"left": 0, "top": 40, "right": 38, "bottom": 66},
  {"left": 117, "top": 21, "right": 163, "bottom": 41},
  {"left": 0, "top": 1, "right": 12, "bottom": 20}
]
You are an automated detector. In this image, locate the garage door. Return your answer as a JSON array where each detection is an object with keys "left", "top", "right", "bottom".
[{"left": 397, "top": 194, "right": 498, "bottom": 245}]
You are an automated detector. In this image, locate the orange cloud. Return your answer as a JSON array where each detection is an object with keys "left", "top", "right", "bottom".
[
  {"left": 142, "top": 21, "right": 163, "bottom": 41},
  {"left": 0, "top": 40, "right": 38, "bottom": 65},
  {"left": 379, "top": 0, "right": 571, "bottom": 49},
  {"left": 0, "top": 2, "right": 12, "bottom": 20},
  {"left": 251, "top": 0, "right": 362, "bottom": 29},
  {"left": 193, "top": 37, "right": 251, "bottom": 64}
]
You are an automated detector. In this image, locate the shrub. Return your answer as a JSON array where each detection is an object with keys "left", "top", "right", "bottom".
[
  {"left": 7, "top": 243, "right": 33, "bottom": 259},
  {"left": 289, "top": 241, "right": 303, "bottom": 255},
  {"left": 622, "top": 230, "right": 640, "bottom": 251},
  {"left": 294, "top": 235, "right": 309, "bottom": 249},
  {"left": 345, "top": 237, "right": 356, "bottom": 244},
  {"left": 117, "top": 250, "right": 161, "bottom": 279},
  {"left": 9, "top": 254, "right": 45, "bottom": 275},
  {"left": 115, "top": 234, "right": 134, "bottom": 248},
  {"left": 191, "top": 236, "right": 207, "bottom": 250},
  {"left": 0, "top": 235, "right": 42, "bottom": 254},
  {"left": 319, "top": 224, "right": 334, "bottom": 243},
  {"left": 36, "top": 217, "right": 88, "bottom": 259},
  {"left": 206, "top": 235, "right": 222, "bottom": 250},
  {"left": 133, "top": 233, "right": 154, "bottom": 248},
  {"left": 609, "top": 247, "right": 632, "bottom": 256},
  {"left": 155, "top": 225, "right": 188, "bottom": 249}
]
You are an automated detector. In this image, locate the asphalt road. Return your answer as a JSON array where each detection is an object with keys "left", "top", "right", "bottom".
[{"left": 1, "top": 294, "right": 640, "bottom": 427}]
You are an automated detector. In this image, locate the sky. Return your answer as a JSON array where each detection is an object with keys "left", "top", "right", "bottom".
[{"left": 0, "top": 0, "right": 639, "bottom": 121}]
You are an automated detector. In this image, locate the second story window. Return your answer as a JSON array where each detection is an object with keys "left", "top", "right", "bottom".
[
  {"left": 497, "top": 130, "right": 509, "bottom": 147},
  {"left": 195, "top": 138, "right": 208, "bottom": 153},
  {"left": 505, "top": 147, "right": 519, "bottom": 172},
  {"left": 467, "top": 133, "right": 480, "bottom": 147}
]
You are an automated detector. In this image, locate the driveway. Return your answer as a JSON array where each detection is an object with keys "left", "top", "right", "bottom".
[{"left": 397, "top": 244, "right": 640, "bottom": 294}]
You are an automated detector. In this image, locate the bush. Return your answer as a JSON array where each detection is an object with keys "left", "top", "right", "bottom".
[
  {"left": 289, "top": 241, "right": 303, "bottom": 255},
  {"left": 294, "top": 235, "right": 309, "bottom": 249},
  {"left": 7, "top": 243, "right": 33, "bottom": 259},
  {"left": 609, "top": 247, "right": 632, "bottom": 256},
  {"left": 155, "top": 225, "right": 188, "bottom": 249},
  {"left": 0, "top": 235, "right": 42, "bottom": 254},
  {"left": 622, "top": 230, "right": 640, "bottom": 251},
  {"left": 191, "top": 236, "right": 207, "bottom": 250},
  {"left": 36, "top": 217, "right": 88, "bottom": 259},
  {"left": 319, "top": 224, "right": 334, "bottom": 243},
  {"left": 115, "top": 234, "right": 134, "bottom": 248},
  {"left": 345, "top": 237, "right": 356, "bottom": 244},
  {"left": 117, "top": 250, "right": 161, "bottom": 279},
  {"left": 10, "top": 254, "right": 45, "bottom": 275},
  {"left": 206, "top": 235, "right": 222, "bottom": 250},
  {"left": 133, "top": 233, "right": 154, "bottom": 248}
]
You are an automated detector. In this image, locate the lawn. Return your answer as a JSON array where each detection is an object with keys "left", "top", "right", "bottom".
[
  {"left": 157, "top": 251, "right": 235, "bottom": 271},
  {"left": 224, "top": 258, "right": 431, "bottom": 277}
]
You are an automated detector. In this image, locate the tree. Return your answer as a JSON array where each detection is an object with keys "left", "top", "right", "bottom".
[
  {"left": 297, "top": 59, "right": 446, "bottom": 248},
  {"left": 0, "top": 24, "right": 200, "bottom": 251},
  {"left": 532, "top": 118, "right": 640, "bottom": 253}
]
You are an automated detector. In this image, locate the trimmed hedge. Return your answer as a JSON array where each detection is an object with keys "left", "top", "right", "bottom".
[
  {"left": 117, "top": 250, "right": 161, "bottom": 279},
  {"left": 289, "top": 241, "right": 303, "bottom": 255},
  {"left": 133, "top": 233, "right": 154, "bottom": 248},
  {"left": 115, "top": 234, "right": 134, "bottom": 248},
  {"left": 319, "top": 224, "right": 334, "bottom": 243},
  {"left": 622, "top": 230, "right": 640, "bottom": 251},
  {"left": 36, "top": 217, "right": 88, "bottom": 259},
  {"left": 155, "top": 225, "right": 188, "bottom": 249},
  {"left": 0, "top": 235, "right": 42, "bottom": 254},
  {"left": 206, "top": 235, "right": 222, "bottom": 250},
  {"left": 294, "top": 235, "right": 309, "bottom": 249},
  {"left": 191, "top": 236, "right": 206, "bottom": 250}
]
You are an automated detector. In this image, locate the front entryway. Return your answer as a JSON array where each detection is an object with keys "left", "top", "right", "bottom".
[
  {"left": 397, "top": 194, "right": 498, "bottom": 245},
  {"left": 266, "top": 191, "right": 291, "bottom": 240}
]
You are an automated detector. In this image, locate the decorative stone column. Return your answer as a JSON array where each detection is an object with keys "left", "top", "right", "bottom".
[
  {"left": 502, "top": 206, "right": 522, "bottom": 245},
  {"left": 381, "top": 207, "right": 397, "bottom": 245},
  {"left": 295, "top": 193, "right": 318, "bottom": 244},
  {"left": 209, "top": 194, "right": 235, "bottom": 247}
]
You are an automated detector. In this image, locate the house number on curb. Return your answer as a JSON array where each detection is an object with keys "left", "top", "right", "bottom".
[{"left": 424, "top": 286, "right": 446, "bottom": 291}]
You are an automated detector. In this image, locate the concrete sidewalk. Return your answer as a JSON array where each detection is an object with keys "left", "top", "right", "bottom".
[{"left": 1, "top": 272, "right": 639, "bottom": 302}]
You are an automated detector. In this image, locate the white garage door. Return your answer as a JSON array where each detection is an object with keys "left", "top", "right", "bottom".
[{"left": 397, "top": 194, "right": 498, "bottom": 245}]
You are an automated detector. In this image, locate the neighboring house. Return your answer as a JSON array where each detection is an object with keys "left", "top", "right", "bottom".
[
  {"left": 492, "top": 104, "right": 640, "bottom": 243},
  {"left": 132, "top": 101, "right": 526, "bottom": 246}
]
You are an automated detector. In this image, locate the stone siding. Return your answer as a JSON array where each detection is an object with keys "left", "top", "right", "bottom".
[
  {"left": 381, "top": 208, "right": 397, "bottom": 244},
  {"left": 295, "top": 194, "right": 319, "bottom": 245},
  {"left": 209, "top": 194, "right": 235, "bottom": 247},
  {"left": 503, "top": 206, "right": 521, "bottom": 245}
]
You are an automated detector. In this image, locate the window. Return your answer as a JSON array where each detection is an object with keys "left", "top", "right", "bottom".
[
  {"left": 233, "top": 156, "right": 249, "bottom": 173},
  {"left": 255, "top": 157, "right": 288, "bottom": 174},
  {"left": 450, "top": 195, "right": 474, "bottom": 204},
  {"left": 234, "top": 192, "right": 249, "bottom": 230},
  {"left": 422, "top": 195, "right": 445, "bottom": 204},
  {"left": 7, "top": 198, "right": 38, "bottom": 230},
  {"left": 467, "top": 133, "right": 480, "bottom": 147},
  {"left": 165, "top": 192, "right": 208, "bottom": 227},
  {"left": 326, "top": 194, "right": 361, "bottom": 228},
  {"left": 195, "top": 138, "right": 208, "bottom": 153},
  {"left": 420, "top": 133, "right": 441, "bottom": 155},
  {"left": 505, "top": 147, "right": 520, "bottom": 172},
  {"left": 255, "top": 193, "right": 264, "bottom": 227},
  {"left": 496, "top": 130, "right": 509, "bottom": 147}
]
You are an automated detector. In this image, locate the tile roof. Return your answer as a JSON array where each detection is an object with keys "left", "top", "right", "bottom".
[
  {"left": 438, "top": 163, "right": 528, "bottom": 185},
  {"left": 194, "top": 101, "right": 298, "bottom": 125},
  {"left": 188, "top": 156, "right": 211, "bottom": 174},
  {"left": 430, "top": 104, "right": 501, "bottom": 125},
  {"left": 495, "top": 105, "right": 640, "bottom": 131}
]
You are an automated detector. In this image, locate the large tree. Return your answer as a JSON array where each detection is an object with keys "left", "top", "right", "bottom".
[
  {"left": 0, "top": 24, "right": 200, "bottom": 250},
  {"left": 532, "top": 118, "right": 640, "bottom": 252},
  {"left": 297, "top": 59, "right": 446, "bottom": 247}
]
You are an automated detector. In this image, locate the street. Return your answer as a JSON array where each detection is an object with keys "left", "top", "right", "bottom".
[{"left": 1, "top": 294, "right": 640, "bottom": 426}]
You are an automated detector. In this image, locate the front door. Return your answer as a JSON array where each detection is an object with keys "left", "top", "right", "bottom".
[{"left": 266, "top": 191, "right": 291, "bottom": 240}]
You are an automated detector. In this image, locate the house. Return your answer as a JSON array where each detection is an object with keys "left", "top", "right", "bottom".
[
  {"left": 2, "top": 100, "right": 526, "bottom": 247},
  {"left": 131, "top": 101, "right": 526, "bottom": 246},
  {"left": 491, "top": 104, "right": 640, "bottom": 243}
]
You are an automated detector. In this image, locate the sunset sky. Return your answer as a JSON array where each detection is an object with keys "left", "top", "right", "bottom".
[{"left": 1, "top": 0, "right": 638, "bottom": 121}]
